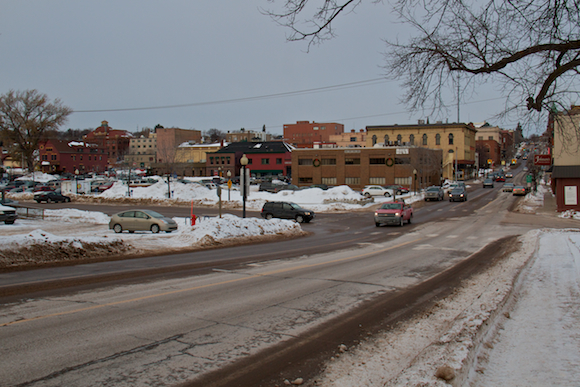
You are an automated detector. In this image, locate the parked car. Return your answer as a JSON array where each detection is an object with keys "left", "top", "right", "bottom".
[
  {"left": 361, "top": 185, "right": 394, "bottom": 198},
  {"left": 503, "top": 183, "right": 514, "bottom": 192},
  {"left": 260, "top": 201, "right": 315, "bottom": 223},
  {"left": 109, "top": 209, "right": 178, "bottom": 233},
  {"left": 424, "top": 186, "right": 444, "bottom": 201},
  {"left": 374, "top": 200, "right": 413, "bottom": 227},
  {"left": 258, "top": 182, "right": 282, "bottom": 193},
  {"left": 274, "top": 184, "right": 302, "bottom": 193},
  {"left": 32, "top": 185, "right": 54, "bottom": 192},
  {"left": 34, "top": 191, "right": 71, "bottom": 203},
  {"left": 483, "top": 178, "right": 494, "bottom": 188},
  {"left": 512, "top": 186, "right": 527, "bottom": 196},
  {"left": 97, "top": 181, "right": 115, "bottom": 192},
  {"left": 449, "top": 187, "right": 467, "bottom": 202},
  {"left": 309, "top": 184, "right": 329, "bottom": 190},
  {"left": 0, "top": 198, "right": 19, "bottom": 206},
  {"left": 0, "top": 204, "right": 17, "bottom": 224}
]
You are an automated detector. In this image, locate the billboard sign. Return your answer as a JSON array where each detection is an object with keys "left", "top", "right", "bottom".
[{"left": 534, "top": 154, "right": 551, "bottom": 166}]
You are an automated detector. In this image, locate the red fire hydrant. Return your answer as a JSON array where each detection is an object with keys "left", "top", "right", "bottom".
[{"left": 191, "top": 215, "right": 197, "bottom": 226}]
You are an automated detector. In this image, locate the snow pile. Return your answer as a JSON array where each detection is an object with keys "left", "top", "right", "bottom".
[
  {"left": 560, "top": 210, "right": 580, "bottom": 220},
  {"left": 516, "top": 184, "right": 546, "bottom": 213}
]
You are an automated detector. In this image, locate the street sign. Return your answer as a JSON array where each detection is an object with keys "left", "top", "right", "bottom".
[
  {"left": 526, "top": 175, "right": 532, "bottom": 183},
  {"left": 534, "top": 154, "right": 551, "bottom": 166}
]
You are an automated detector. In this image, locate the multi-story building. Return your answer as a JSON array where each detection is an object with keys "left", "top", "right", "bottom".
[
  {"left": 174, "top": 141, "right": 226, "bottom": 176},
  {"left": 366, "top": 121, "right": 477, "bottom": 180},
  {"left": 226, "top": 129, "right": 273, "bottom": 143},
  {"left": 551, "top": 105, "right": 580, "bottom": 211},
  {"left": 38, "top": 139, "right": 108, "bottom": 174},
  {"left": 155, "top": 127, "right": 202, "bottom": 163},
  {"left": 283, "top": 121, "right": 345, "bottom": 148},
  {"left": 124, "top": 132, "right": 157, "bottom": 169},
  {"left": 83, "top": 121, "right": 132, "bottom": 169},
  {"left": 291, "top": 146, "right": 442, "bottom": 190},
  {"left": 328, "top": 129, "right": 367, "bottom": 148}
]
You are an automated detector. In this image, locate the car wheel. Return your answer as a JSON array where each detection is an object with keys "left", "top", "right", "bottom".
[
  {"left": 35, "top": 200, "right": 41, "bottom": 203},
  {"left": 265, "top": 213, "right": 273, "bottom": 220},
  {"left": 295, "top": 215, "right": 304, "bottom": 223},
  {"left": 113, "top": 224, "right": 123, "bottom": 233},
  {"left": 151, "top": 224, "right": 160, "bottom": 233},
  {"left": 375, "top": 222, "right": 380, "bottom": 227},
  {"left": 408, "top": 215, "right": 412, "bottom": 224},
  {"left": 364, "top": 193, "right": 371, "bottom": 198},
  {"left": 384, "top": 192, "right": 390, "bottom": 197},
  {"left": 5, "top": 220, "right": 15, "bottom": 224}
]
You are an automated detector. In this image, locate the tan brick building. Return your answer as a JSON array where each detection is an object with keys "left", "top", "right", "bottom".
[
  {"left": 366, "top": 122, "right": 477, "bottom": 180},
  {"left": 291, "top": 146, "right": 442, "bottom": 191}
]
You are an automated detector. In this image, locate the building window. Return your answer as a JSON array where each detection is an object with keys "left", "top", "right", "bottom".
[
  {"left": 384, "top": 135, "right": 389, "bottom": 145},
  {"left": 248, "top": 158, "right": 253, "bottom": 164},
  {"left": 422, "top": 134, "right": 428, "bottom": 145},
  {"left": 276, "top": 158, "right": 282, "bottom": 164},
  {"left": 369, "top": 177, "right": 386, "bottom": 185},
  {"left": 409, "top": 134, "right": 415, "bottom": 145},
  {"left": 350, "top": 137, "right": 357, "bottom": 142},
  {"left": 321, "top": 158, "right": 336, "bottom": 165},
  {"left": 261, "top": 158, "right": 270, "bottom": 165},
  {"left": 321, "top": 177, "right": 337, "bottom": 185},
  {"left": 488, "top": 136, "right": 494, "bottom": 140},
  {"left": 436, "top": 133, "right": 441, "bottom": 145},
  {"left": 345, "top": 177, "right": 360, "bottom": 185},
  {"left": 395, "top": 177, "right": 412, "bottom": 186},
  {"left": 395, "top": 157, "right": 410, "bottom": 164},
  {"left": 372, "top": 135, "right": 377, "bottom": 146},
  {"left": 345, "top": 158, "right": 360, "bottom": 165},
  {"left": 449, "top": 133, "right": 454, "bottom": 145},
  {"left": 478, "top": 136, "right": 484, "bottom": 140},
  {"left": 397, "top": 134, "right": 402, "bottom": 145},
  {"left": 298, "top": 158, "right": 313, "bottom": 166},
  {"left": 42, "top": 155, "right": 47, "bottom": 160},
  {"left": 299, "top": 177, "right": 313, "bottom": 183},
  {"left": 369, "top": 158, "right": 386, "bottom": 164},
  {"left": 210, "top": 157, "right": 214, "bottom": 164},
  {"left": 51, "top": 155, "right": 57, "bottom": 160}
]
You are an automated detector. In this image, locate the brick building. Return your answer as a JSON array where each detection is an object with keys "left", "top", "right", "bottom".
[
  {"left": 328, "top": 129, "right": 367, "bottom": 148},
  {"left": 38, "top": 139, "right": 108, "bottom": 175},
  {"left": 283, "top": 121, "right": 345, "bottom": 148},
  {"left": 155, "top": 127, "right": 202, "bottom": 163},
  {"left": 125, "top": 132, "right": 157, "bottom": 169},
  {"left": 83, "top": 121, "right": 132, "bottom": 168},
  {"left": 291, "top": 146, "right": 442, "bottom": 190}
]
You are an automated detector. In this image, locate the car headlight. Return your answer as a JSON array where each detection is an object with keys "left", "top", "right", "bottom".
[
  {"left": 395, "top": 212, "right": 400, "bottom": 216},
  {"left": 304, "top": 212, "right": 310, "bottom": 215}
]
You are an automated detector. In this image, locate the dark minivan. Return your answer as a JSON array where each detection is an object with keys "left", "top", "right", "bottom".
[{"left": 261, "top": 201, "right": 315, "bottom": 223}]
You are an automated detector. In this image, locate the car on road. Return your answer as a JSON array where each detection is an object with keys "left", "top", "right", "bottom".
[
  {"left": 34, "top": 191, "right": 71, "bottom": 203},
  {"left": 483, "top": 178, "right": 494, "bottom": 188},
  {"left": 261, "top": 201, "right": 315, "bottom": 223},
  {"left": 424, "top": 186, "right": 444, "bottom": 201},
  {"left": 495, "top": 175, "right": 506, "bottom": 182},
  {"left": 0, "top": 204, "right": 17, "bottom": 224},
  {"left": 505, "top": 172, "right": 513, "bottom": 178},
  {"left": 374, "top": 201, "right": 413, "bottom": 227},
  {"left": 361, "top": 185, "right": 394, "bottom": 198},
  {"left": 512, "top": 186, "right": 527, "bottom": 196},
  {"left": 385, "top": 185, "right": 410, "bottom": 195},
  {"left": 109, "top": 209, "right": 178, "bottom": 233},
  {"left": 502, "top": 183, "right": 515, "bottom": 192},
  {"left": 449, "top": 187, "right": 467, "bottom": 202}
]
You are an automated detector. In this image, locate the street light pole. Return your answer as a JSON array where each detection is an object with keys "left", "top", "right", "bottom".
[
  {"left": 226, "top": 170, "right": 232, "bottom": 201},
  {"left": 240, "top": 154, "right": 248, "bottom": 218}
]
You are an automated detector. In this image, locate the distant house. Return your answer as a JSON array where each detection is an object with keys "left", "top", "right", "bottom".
[
  {"left": 207, "top": 141, "right": 294, "bottom": 178},
  {"left": 551, "top": 105, "right": 580, "bottom": 212},
  {"left": 38, "top": 139, "right": 108, "bottom": 175}
]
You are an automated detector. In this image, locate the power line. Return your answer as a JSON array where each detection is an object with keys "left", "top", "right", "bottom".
[{"left": 72, "top": 78, "right": 389, "bottom": 113}]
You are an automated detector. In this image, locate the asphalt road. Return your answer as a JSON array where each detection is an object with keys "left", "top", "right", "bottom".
[{"left": 1, "top": 167, "right": 569, "bottom": 386}]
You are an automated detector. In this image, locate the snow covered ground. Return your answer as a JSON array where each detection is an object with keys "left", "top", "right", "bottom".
[{"left": 2, "top": 173, "right": 580, "bottom": 385}]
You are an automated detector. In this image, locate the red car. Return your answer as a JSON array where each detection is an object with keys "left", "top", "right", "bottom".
[
  {"left": 495, "top": 175, "right": 506, "bottom": 182},
  {"left": 374, "top": 200, "right": 413, "bottom": 227}
]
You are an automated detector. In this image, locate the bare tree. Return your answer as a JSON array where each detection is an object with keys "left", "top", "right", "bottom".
[
  {"left": 263, "top": 0, "right": 580, "bottom": 119},
  {"left": 0, "top": 90, "right": 71, "bottom": 172}
]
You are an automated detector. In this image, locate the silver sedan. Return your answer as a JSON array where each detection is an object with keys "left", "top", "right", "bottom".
[{"left": 109, "top": 209, "right": 178, "bottom": 233}]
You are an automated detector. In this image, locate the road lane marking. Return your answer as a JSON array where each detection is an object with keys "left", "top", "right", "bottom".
[{"left": 1, "top": 237, "right": 423, "bottom": 327}]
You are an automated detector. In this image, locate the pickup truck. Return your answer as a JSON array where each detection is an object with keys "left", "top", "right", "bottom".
[{"left": 374, "top": 200, "right": 413, "bottom": 227}]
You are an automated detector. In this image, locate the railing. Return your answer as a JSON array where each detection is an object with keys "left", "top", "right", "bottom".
[{"left": 15, "top": 206, "right": 45, "bottom": 219}]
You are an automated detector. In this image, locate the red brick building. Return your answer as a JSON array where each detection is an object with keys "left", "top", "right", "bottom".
[
  {"left": 155, "top": 127, "right": 202, "bottom": 163},
  {"left": 83, "top": 121, "right": 132, "bottom": 168},
  {"left": 38, "top": 139, "right": 108, "bottom": 174},
  {"left": 476, "top": 139, "right": 502, "bottom": 169},
  {"left": 283, "top": 121, "right": 344, "bottom": 148}
]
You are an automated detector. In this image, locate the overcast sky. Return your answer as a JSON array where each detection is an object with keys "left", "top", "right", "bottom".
[{"left": 0, "top": 1, "right": 544, "bottom": 136}]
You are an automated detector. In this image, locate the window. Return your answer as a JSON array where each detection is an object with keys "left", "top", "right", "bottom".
[
  {"left": 321, "top": 177, "right": 337, "bottom": 185},
  {"left": 409, "top": 134, "right": 415, "bottom": 145},
  {"left": 299, "top": 177, "right": 313, "bottom": 183},
  {"left": 321, "top": 158, "right": 336, "bottom": 165},
  {"left": 248, "top": 158, "right": 253, "bottom": 164},
  {"left": 384, "top": 135, "right": 389, "bottom": 145},
  {"left": 345, "top": 177, "right": 360, "bottom": 185},
  {"left": 298, "top": 158, "right": 313, "bottom": 166},
  {"left": 436, "top": 133, "right": 441, "bottom": 145},
  {"left": 42, "top": 155, "right": 47, "bottom": 160},
  {"left": 422, "top": 134, "right": 428, "bottom": 145},
  {"left": 449, "top": 133, "right": 454, "bottom": 145},
  {"left": 345, "top": 158, "right": 360, "bottom": 165},
  {"left": 276, "top": 158, "right": 282, "bottom": 164},
  {"left": 51, "top": 155, "right": 56, "bottom": 160},
  {"left": 372, "top": 135, "right": 377, "bottom": 145},
  {"left": 478, "top": 136, "right": 484, "bottom": 140},
  {"left": 261, "top": 158, "right": 270, "bottom": 165},
  {"left": 210, "top": 157, "right": 214, "bottom": 164},
  {"left": 350, "top": 137, "right": 357, "bottom": 142},
  {"left": 488, "top": 136, "right": 494, "bottom": 140},
  {"left": 395, "top": 157, "right": 410, "bottom": 164},
  {"left": 369, "top": 177, "right": 386, "bottom": 185},
  {"left": 369, "top": 158, "right": 386, "bottom": 164},
  {"left": 395, "top": 177, "right": 412, "bottom": 186}
]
